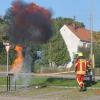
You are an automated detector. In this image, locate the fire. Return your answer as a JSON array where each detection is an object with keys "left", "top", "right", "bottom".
[{"left": 11, "top": 45, "right": 23, "bottom": 73}]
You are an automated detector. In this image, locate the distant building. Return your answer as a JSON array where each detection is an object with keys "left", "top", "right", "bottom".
[{"left": 60, "top": 24, "right": 91, "bottom": 48}]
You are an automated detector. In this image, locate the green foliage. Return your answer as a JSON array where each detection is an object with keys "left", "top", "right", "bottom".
[
  {"left": 4, "top": 8, "right": 14, "bottom": 25},
  {"left": 93, "top": 32, "right": 100, "bottom": 45},
  {"left": 0, "top": 16, "right": 5, "bottom": 24},
  {"left": 52, "top": 17, "right": 85, "bottom": 32},
  {"left": 45, "top": 78, "right": 78, "bottom": 86},
  {"left": 0, "top": 18, "right": 7, "bottom": 41},
  {"left": 0, "top": 48, "right": 15, "bottom": 65},
  {"left": 78, "top": 44, "right": 100, "bottom": 67},
  {"left": 30, "top": 44, "right": 49, "bottom": 72},
  {"left": 78, "top": 46, "right": 90, "bottom": 59},
  {"left": 74, "top": 21, "right": 85, "bottom": 28},
  {"left": 30, "top": 46, "right": 38, "bottom": 63},
  {"left": 33, "top": 59, "right": 48, "bottom": 72},
  {"left": 44, "top": 32, "right": 70, "bottom": 66},
  {"left": 0, "top": 42, "right": 4, "bottom": 52},
  {"left": 0, "top": 77, "right": 7, "bottom": 85},
  {"left": 9, "top": 49, "right": 15, "bottom": 64},
  {"left": 93, "top": 44, "right": 100, "bottom": 67},
  {"left": 0, "top": 48, "right": 6, "bottom": 64}
]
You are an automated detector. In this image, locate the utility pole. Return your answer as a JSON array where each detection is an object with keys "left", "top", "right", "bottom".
[
  {"left": 90, "top": 0, "right": 95, "bottom": 82},
  {"left": 90, "top": 14, "right": 93, "bottom": 59},
  {"left": 90, "top": 0, "right": 94, "bottom": 59}
]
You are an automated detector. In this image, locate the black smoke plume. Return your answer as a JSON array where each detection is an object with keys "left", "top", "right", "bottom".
[{"left": 5, "top": 0, "right": 52, "bottom": 45}]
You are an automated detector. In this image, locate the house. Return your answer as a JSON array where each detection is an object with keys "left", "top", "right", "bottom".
[
  {"left": 60, "top": 24, "right": 91, "bottom": 49},
  {"left": 60, "top": 24, "right": 91, "bottom": 67}
]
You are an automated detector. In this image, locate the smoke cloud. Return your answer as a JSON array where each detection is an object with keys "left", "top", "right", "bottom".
[
  {"left": 6, "top": 0, "right": 52, "bottom": 45},
  {"left": 5, "top": 0, "right": 53, "bottom": 87}
]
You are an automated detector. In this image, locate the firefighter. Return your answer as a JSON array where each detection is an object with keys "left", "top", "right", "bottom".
[{"left": 75, "top": 52, "right": 88, "bottom": 91}]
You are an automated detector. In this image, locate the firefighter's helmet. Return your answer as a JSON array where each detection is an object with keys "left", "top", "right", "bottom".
[{"left": 78, "top": 52, "right": 83, "bottom": 57}]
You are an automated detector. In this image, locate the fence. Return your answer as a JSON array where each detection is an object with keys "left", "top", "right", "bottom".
[
  {"left": 0, "top": 65, "right": 100, "bottom": 76},
  {"left": 95, "top": 68, "right": 100, "bottom": 76}
]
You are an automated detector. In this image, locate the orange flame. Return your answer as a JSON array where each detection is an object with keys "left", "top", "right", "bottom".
[{"left": 11, "top": 45, "right": 23, "bottom": 73}]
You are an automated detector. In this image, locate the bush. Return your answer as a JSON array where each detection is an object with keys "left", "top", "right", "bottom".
[
  {"left": 33, "top": 59, "right": 49, "bottom": 73},
  {"left": 93, "top": 44, "right": 100, "bottom": 67},
  {"left": 78, "top": 44, "right": 100, "bottom": 68},
  {"left": 0, "top": 48, "right": 15, "bottom": 65}
]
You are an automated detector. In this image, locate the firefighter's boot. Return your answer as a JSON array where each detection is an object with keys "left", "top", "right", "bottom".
[{"left": 82, "top": 85, "right": 86, "bottom": 91}]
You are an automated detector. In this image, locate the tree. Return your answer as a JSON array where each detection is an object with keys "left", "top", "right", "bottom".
[
  {"left": 78, "top": 44, "right": 100, "bottom": 68},
  {"left": 0, "top": 17, "right": 8, "bottom": 64},
  {"left": 44, "top": 32, "right": 70, "bottom": 66},
  {"left": 92, "top": 32, "right": 100, "bottom": 67},
  {"left": 93, "top": 44, "right": 100, "bottom": 67},
  {"left": 93, "top": 32, "right": 100, "bottom": 46},
  {"left": 0, "top": 17, "right": 7, "bottom": 42}
]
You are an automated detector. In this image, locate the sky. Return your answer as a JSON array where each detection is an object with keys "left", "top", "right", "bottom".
[{"left": 0, "top": 0, "right": 100, "bottom": 31}]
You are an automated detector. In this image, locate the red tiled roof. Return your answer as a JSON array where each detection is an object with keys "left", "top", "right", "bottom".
[{"left": 67, "top": 25, "right": 91, "bottom": 42}]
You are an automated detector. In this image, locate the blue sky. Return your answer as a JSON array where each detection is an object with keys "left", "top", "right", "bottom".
[{"left": 0, "top": 0, "right": 100, "bottom": 31}]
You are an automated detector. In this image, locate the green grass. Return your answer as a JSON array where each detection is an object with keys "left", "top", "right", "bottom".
[
  {"left": 0, "top": 76, "right": 100, "bottom": 88},
  {"left": 30, "top": 77, "right": 78, "bottom": 87},
  {"left": 91, "top": 81, "right": 100, "bottom": 87},
  {"left": 0, "top": 77, "right": 7, "bottom": 85},
  {"left": 45, "top": 78, "right": 78, "bottom": 86}
]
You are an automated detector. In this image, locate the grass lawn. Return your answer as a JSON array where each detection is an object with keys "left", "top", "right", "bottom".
[
  {"left": 0, "top": 75, "right": 100, "bottom": 100},
  {"left": 0, "top": 76, "right": 100, "bottom": 88}
]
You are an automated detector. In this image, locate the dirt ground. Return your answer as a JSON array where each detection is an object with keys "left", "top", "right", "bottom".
[{"left": 0, "top": 86, "right": 100, "bottom": 100}]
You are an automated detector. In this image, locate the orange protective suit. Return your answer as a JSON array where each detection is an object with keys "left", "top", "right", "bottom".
[{"left": 75, "top": 59, "right": 89, "bottom": 90}]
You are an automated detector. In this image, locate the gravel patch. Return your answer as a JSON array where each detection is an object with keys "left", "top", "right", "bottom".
[{"left": 0, "top": 87, "right": 100, "bottom": 100}]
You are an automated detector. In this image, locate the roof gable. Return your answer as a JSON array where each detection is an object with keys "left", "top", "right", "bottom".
[{"left": 66, "top": 25, "right": 91, "bottom": 42}]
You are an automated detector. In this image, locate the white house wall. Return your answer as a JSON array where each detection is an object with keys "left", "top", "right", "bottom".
[
  {"left": 79, "top": 41, "right": 90, "bottom": 48},
  {"left": 60, "top": 25, "right": 81, "bottom": 62},
  {"left": 79, "top": 41, "right": 83, "bottom": 47}
]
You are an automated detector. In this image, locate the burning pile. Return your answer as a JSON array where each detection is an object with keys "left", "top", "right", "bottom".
[
  {"left": 11, "top": 45, "right": 23, "bottom": 73},
  {"left": 5, "top": 0, "right": 52, "bottom": 73}
]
